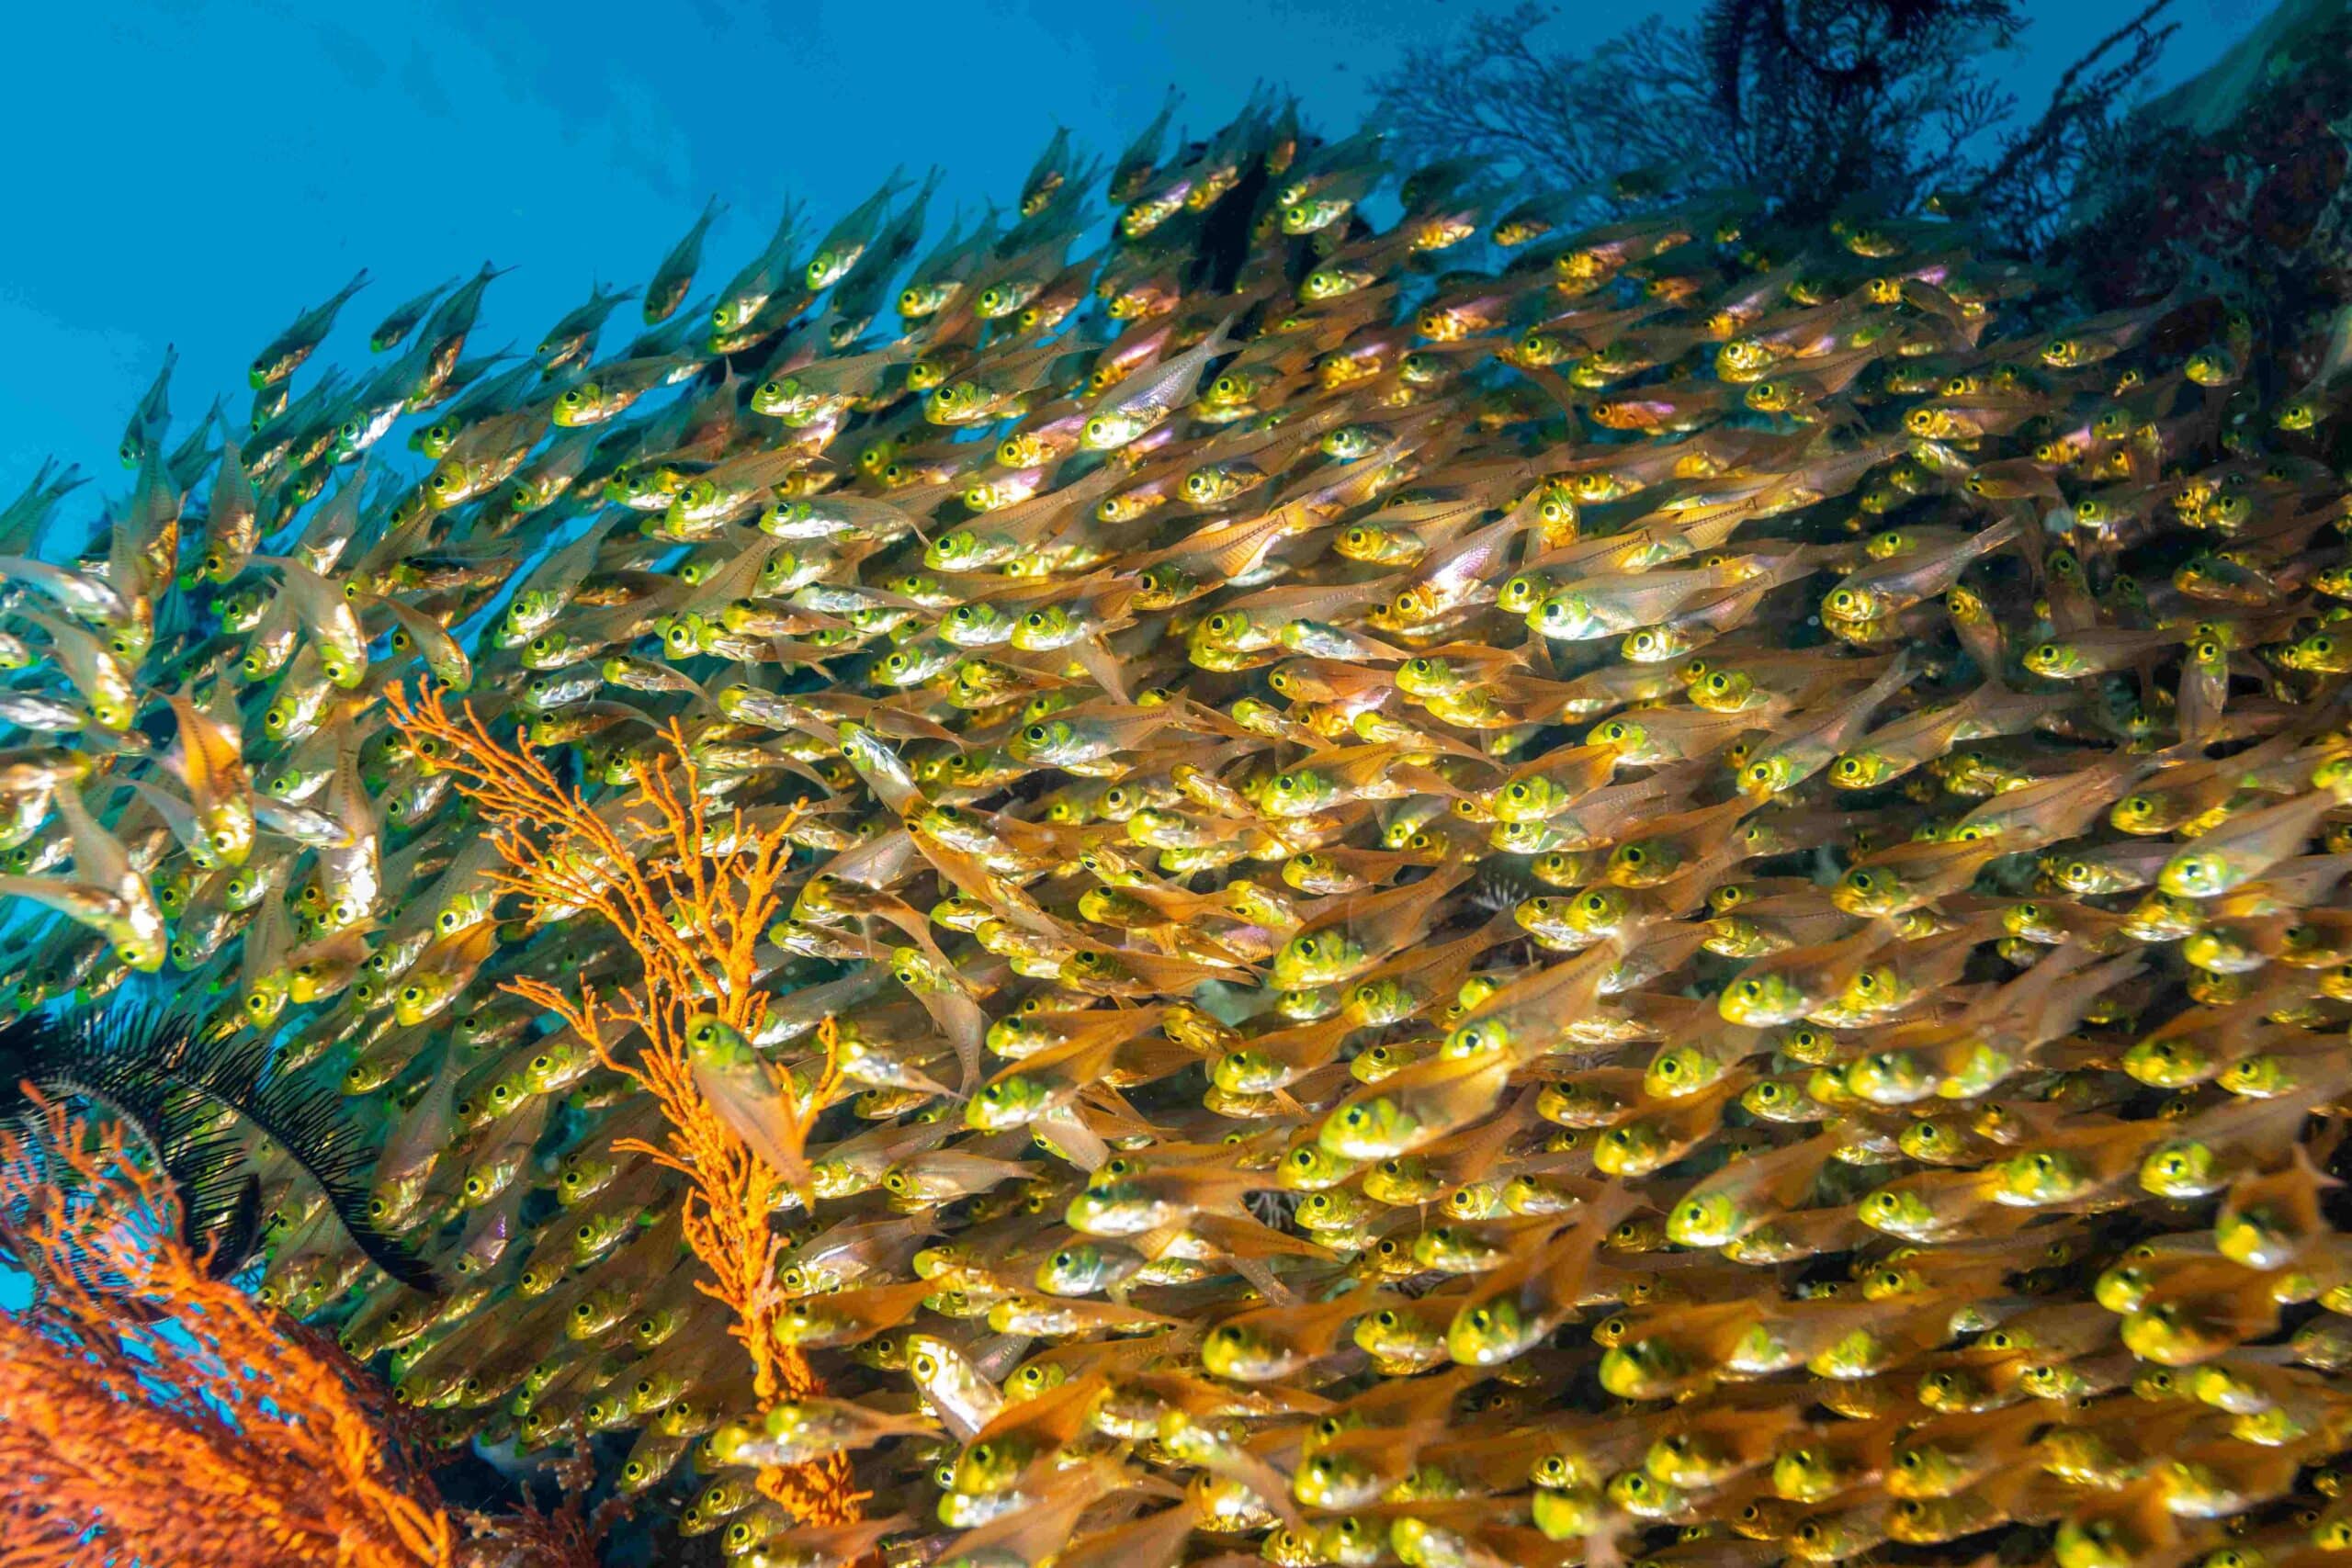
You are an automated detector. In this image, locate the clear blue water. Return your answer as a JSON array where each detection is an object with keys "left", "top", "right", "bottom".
[{"left": 0, "top": 0, "right": 2270, "bottom": 500}]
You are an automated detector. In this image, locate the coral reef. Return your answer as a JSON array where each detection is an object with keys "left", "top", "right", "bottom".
[{"left": 3, "top": 11, "right": 2352, "bottom": 1562}]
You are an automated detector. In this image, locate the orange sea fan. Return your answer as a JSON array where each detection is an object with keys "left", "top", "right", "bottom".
[
  {"left": 0, "top": 1088, "right": 456, "bottom": 1567},
  {"left": 384, "top": 682, "right": 864, "bottom": 1528}
]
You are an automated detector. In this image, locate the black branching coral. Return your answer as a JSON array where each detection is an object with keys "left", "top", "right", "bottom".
[
  {"left": 1372, "top": 0, "right": 2177, "bottom": 235},
  {"left": 0, "top": 1006, "right": 435, "bottom": 1290}
]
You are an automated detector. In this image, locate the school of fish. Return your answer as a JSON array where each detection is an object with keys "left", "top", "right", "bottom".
[{"left": 9, "top": 90, "right": 2352, "bottom": 1568}]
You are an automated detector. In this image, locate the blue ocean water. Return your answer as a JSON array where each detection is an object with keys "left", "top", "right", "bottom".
[{"left": 0, "top": 0, "right": 2269, "bottom": 498}]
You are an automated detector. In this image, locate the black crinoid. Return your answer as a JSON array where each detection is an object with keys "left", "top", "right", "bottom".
[{"left": 0, "top": 1003, "right": 435, "bottom": 1293}]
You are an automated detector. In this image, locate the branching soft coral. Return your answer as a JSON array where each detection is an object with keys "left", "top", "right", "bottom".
[
  {"left": 0, "top": 1088, "right": 456, "bottom": 1568},
  {"left": 384, "top": 682, "right": 862, "bottom": 1527}
]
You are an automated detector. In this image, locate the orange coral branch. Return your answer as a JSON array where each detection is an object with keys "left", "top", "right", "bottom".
[
  {"left": 0, "top": 1089, "right": 457, "bottom": 1568},
  {"left": 387, "top": 682, "right": 860, "bottom": 1526}
]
